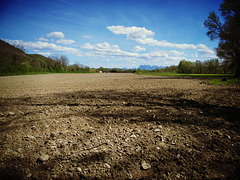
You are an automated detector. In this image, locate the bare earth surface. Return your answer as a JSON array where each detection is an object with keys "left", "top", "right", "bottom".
[{"left": 0, "top": 73, "right": 240, "bottom": 179}]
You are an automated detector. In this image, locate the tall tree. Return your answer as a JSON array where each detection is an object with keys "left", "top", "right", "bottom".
[{"left": 204, "top": 0, "right": 240, "bottom": 76}]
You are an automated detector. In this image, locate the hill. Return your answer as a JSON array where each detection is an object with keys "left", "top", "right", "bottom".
[{"left": 0, "top": 39, "right": 62, "bottom": 73}]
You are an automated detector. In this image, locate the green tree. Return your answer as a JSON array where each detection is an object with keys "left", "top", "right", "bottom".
[
  {"left": 204, "top": 0, "right": 240, "bottom": 76},
  {"left": 177, "top": 60, "right": 195, "bottom": 74},
  {"left": 195, "top": 60, "right": 203, "bottom": 74}
]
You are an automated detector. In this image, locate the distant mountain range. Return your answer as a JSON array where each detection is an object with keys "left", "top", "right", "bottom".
[
  {"left": 138, "top": 65, "right": 166, "bottom": 70},
  {"left": 122, "top": 65, "right": 166, "bottom": 70}
]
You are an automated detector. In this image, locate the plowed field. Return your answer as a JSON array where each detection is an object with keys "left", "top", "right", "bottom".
[{"left": 0, "top": 73, "right": 239, "bottom": 179}]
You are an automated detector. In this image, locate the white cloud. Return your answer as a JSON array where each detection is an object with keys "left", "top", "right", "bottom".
[
  {"left": 138, "top": 53, "right": 151, "bottom": 60},
  {"left": 5, "top": 39, "right": 82, "bottom": 56},
  {"left": 169, "top": 50, "right": 185, "bottom": 56},
  {"left": 146, "top": 50, "right": 184, "bottom": 58},
  {"left": 56, "top": 39, "right": 75, "bottom": 45},
  {"left": 107, "top": 25, "right": 155, "bottom": 39},
  {"left": 197, "top": 49, "right": 216, "bottom": 58},
  {"left": 38, "top": 37, "right": 48, "bottom": 41},
  {"left": 81, "top": 42, "right": 121, "bottom": 52},
  {"left": 139, "top": 49, "right": 185, "bottom": 61},
  {"left": 107, "top": 25, "right": 196, "bottom": 50},
  {"left": 80, "top": 41, "right": 186, "bottom": 64},
  {"left": 132, "top": 46, "right": 146, "bottom": 52},
  {"left": 81, "top": 42, "right": 138, "bottom": 57},
  {"left": 4, "top": 28, "right": 217, "bottom": 68},
  {"left": 46, "top": 32, "right": 65, "bottom": 39},
  {"left": 196, "top": 44, "right": 216, "bottom": 58}
]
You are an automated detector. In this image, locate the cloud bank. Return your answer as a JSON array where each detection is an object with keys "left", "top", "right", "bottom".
[
  {"left": 107, "top": 25, "right": 197, "bottom": 50},
  {"left": 5, "top": 39, "right": 81, "bottom": 56},
  {"left": 5, "top": 27, "right": 217, "bottom": 67}
]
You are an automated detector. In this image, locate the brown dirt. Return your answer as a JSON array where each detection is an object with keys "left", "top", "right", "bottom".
[{"left": 0, "top": 73, "right": 240, "bottom": 179}]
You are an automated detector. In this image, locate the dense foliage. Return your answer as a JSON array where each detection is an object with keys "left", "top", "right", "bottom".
[
  {"left": 177, "top": 59, "right": 230, "bottom": 74},
  {"left": 204, "top": 0, "right": 240, "bottom": 76}
]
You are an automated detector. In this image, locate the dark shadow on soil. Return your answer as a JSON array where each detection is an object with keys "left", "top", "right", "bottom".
[
  {"left": 1, "top": 88, "right": 240, "bottom": 132},
  {"left": 1, "top": 87, "right": 240, "bottom": 179}
]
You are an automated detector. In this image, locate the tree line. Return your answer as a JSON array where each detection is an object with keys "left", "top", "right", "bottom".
[
  {"left": 136, "top": 59, "right": 232, "bottom": 74},
  {"left": 177, "top": 59, "right": 231, "bottom": 74}
]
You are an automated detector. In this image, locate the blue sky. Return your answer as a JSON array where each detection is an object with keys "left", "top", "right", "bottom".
[{"left": 0, "top": 0, "right": 223, "bottom": 68}]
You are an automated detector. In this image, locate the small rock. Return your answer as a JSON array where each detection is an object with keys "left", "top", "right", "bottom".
[
  {"left": 224, "top": 134, "right": 231, "bottom": 139},
  {"left": 130, "top": 134, "right": 136, "bottom": 138},
  {"left": 174, "top": 154, "right": 181, "bottom": 160},
  {"left": 76, "top": 167, "right": 82, "bottom": 172},
  {"left": 176, "top": 173, "right": 181, "bottom": 179},
  {"left": 104, "top": 163, "right": 111, "bottom": 169},
  {"left": 171, "top": 141, "right": 176, "bottom": 145},
  {"left": 154, "top": 129, "right": 161, "bottom": 132},
  {"left": 38, "top": 154, "right": 49, "bottom": 162},
  {"left": 8, "top": 112, "right": 14, "bottom": 116},
  {"left": 31, "top": 126, "right": 36, "bottom": 130},
  {"left": 199, "top": 111, "right": 203, "bottom": 115},
  {"left": 141, "top": 161, "right": 151, "bottom": 170},
  {"left": 158, "top": 125, "right": 163, "bottom": 129}
]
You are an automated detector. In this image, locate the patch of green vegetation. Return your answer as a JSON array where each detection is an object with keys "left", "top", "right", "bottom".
[
  {"left": 136, "top": 71, "right": 240, "bottom": 85},
  {"left": 135, "top": 71, "right": 179, "bottom": 76},
  {"left": 136, "top": 71, "right": 234, "bottom": 78},
  {"left": 0, "top": 72, "right": 51, "bottom": 76},
  {"left": 209, "top": 78, "right": 240, "bottom": 85}
]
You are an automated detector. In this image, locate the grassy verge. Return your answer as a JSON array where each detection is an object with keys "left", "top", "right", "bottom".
[
  {"left": 0, "top": 72, "right": 51, "bottom": 76},
  {"left": 209, "top": 78, "right": 240, "bottom": 85},
  {"left": 0, "top": 71, "right": 99, "bottom": 76},
  {"left": 136, "top": 71, "right": 233, "bottom": 77},
  {"left": 135, "top": 72, "right": 240, "bottom": 85}
]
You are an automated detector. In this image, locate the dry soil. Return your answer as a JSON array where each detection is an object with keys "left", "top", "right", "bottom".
[{"left": 0, "top": 73, "right": 240, "bottom": 179}]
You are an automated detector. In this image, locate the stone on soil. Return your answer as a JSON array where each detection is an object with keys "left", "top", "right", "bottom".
[
  {"left": 38, "top": 154, "right": 49, "bottom": 162},
  {"left": 141, "top": 161, "right": 151, "bottom": 170}
]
